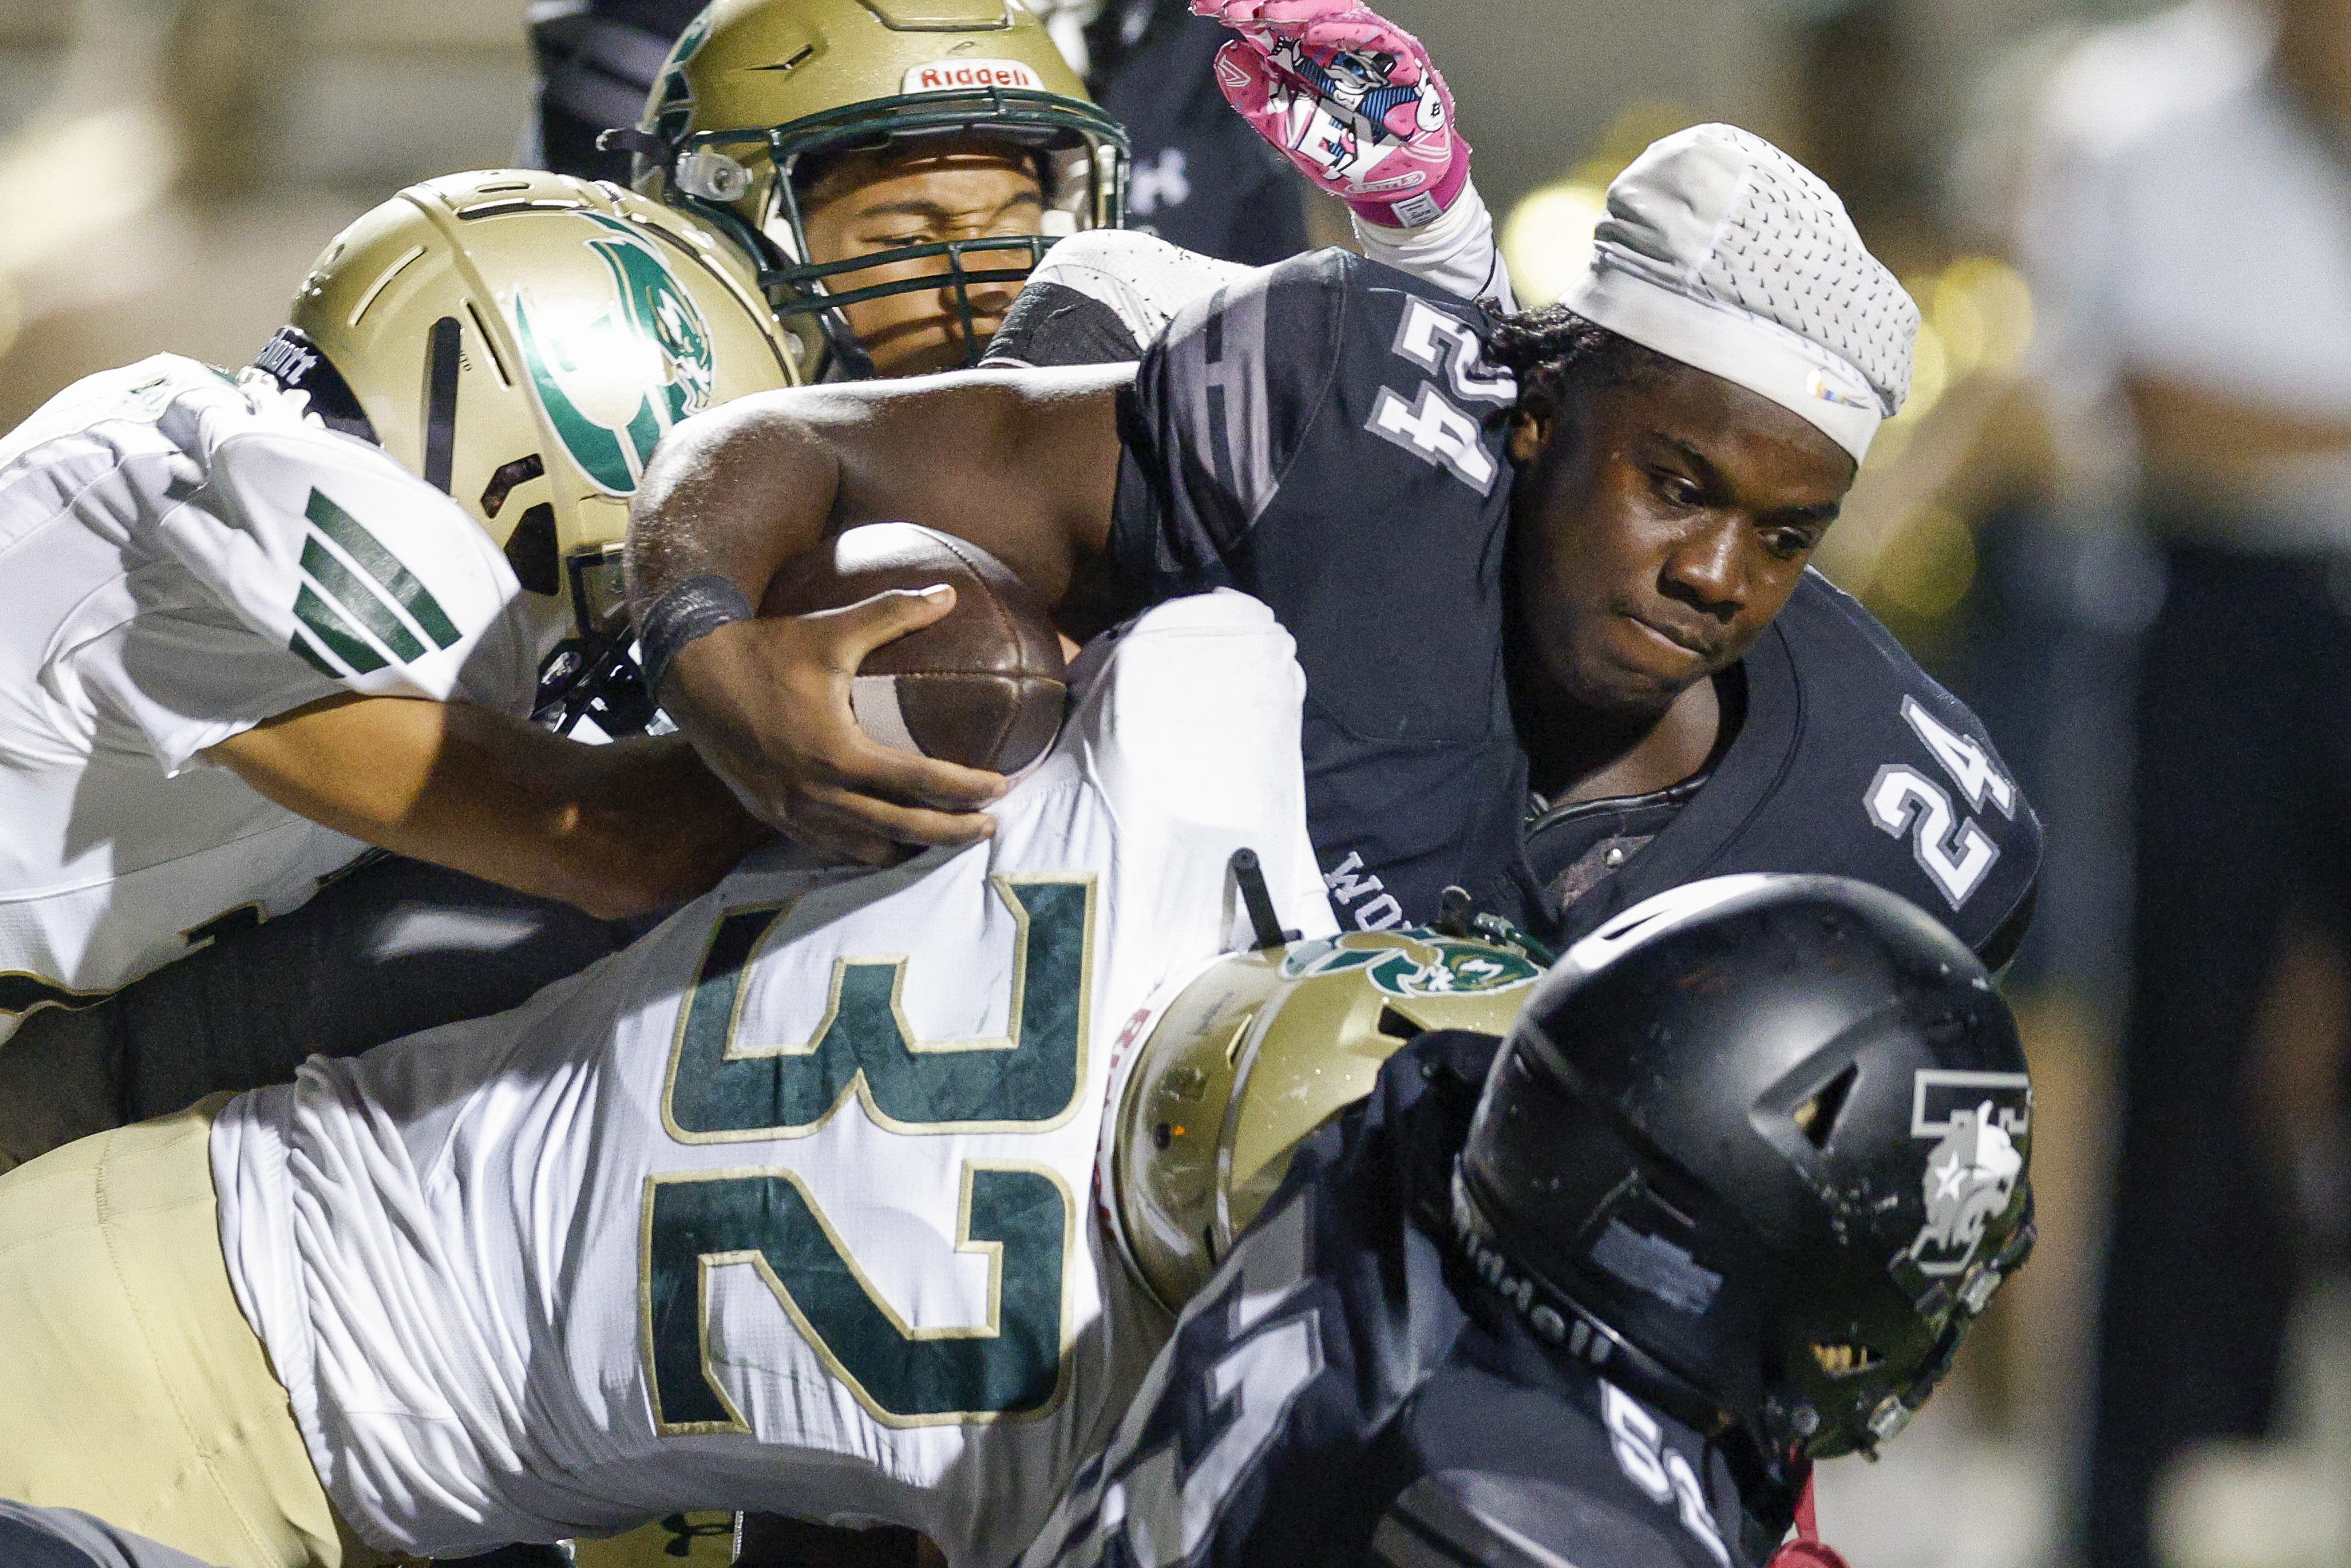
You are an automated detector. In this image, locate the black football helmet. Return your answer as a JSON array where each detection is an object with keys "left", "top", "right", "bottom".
[{"left": 1451, "top": 874, "right": 2033, "bottom": 1470}]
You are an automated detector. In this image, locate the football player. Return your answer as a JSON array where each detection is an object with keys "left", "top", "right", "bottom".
[
  {"left": 628, "top": 59, "right": 2044, "bottom": 966},
  {"left": 0, "top": 173, "right": 784, "bottom": 1169},
  {"left": 0, "top": 589, "right": 1339, "bottom": 1565},
  {"left": 610, "top": 0, "right": 1132, "bottom": 381},
  {"left": 529, "top": 0, "right": 1318, "bottom": 270},
  {"left": 614, "top": 0, "right": 1506, "bottom": 384},
  {"left": 0, "top": 833, "right": 2031, "bottom": 1568},
  {"left": 0, "top": 0, "right": 1499, "bottom": 1175},
  {"left": 1025, "top": 873, "right": 2035, "bottom": 1568}
]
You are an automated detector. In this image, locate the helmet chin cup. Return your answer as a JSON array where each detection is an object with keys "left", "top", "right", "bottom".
[{"left": 676, "top": 146, "right": 754, "bottom": 204}]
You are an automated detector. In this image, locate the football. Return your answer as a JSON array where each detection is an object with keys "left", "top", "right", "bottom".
[{"left": 762, "top": 522, "right": 1070, "bottom": 775}]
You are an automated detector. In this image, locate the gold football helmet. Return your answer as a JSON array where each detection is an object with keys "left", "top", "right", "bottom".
[
  {"left": 618, "top": 0, "right": 1128, "bottom": 375},
  {"left": 263, "top": 169, "right": 799, "bottom": 731},
  {"left": 1111, "top": 928, "right": 1547, "bottom": 1312}
]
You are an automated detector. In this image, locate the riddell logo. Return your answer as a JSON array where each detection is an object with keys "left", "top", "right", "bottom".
[{"left": 903, "top": 60, "right": 1045, "bottom": 94}]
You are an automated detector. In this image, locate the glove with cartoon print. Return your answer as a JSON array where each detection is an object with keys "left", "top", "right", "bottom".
[{"left": 1190, "top": 0, "right": 1471, "bottom": 228}]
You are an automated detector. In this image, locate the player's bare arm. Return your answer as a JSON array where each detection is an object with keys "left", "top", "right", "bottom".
[
  {"left": 203, "top": 695, "right": 772, "bottom": 921},
  {"left": 626, "top": 365, "right": 1129, "bottom": 864}
]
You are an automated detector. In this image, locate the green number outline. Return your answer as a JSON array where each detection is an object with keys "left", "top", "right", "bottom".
[
  {"left": 658, "top": 873, "right": 1099, "bottom": 1143},
  {"left": 638, "top": 1159, "right": 1076, "bottom": 1432}
]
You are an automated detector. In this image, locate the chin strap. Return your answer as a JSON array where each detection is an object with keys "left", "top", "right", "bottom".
[{"left": 1767, "top": 1478, "right": 1850, "bottom": 1568}]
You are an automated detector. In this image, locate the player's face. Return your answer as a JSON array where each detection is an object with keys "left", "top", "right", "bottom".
[
  {"left": 797, "top": 140, "right": 1047, "bottom": 378},
  {"left": 1506, "top": 364, "right": 1855, "bottom": 714}
]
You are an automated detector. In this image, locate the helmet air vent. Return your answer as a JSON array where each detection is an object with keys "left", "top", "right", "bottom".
[
  {"left": 855, "top": 0, "right": 1012, "bottom": 32},
  {"left": 479, "top": 454, "right": 545, "bottom": 520},
  {"left": 753, "top": 44, "right": 819, "bottom": 74},
  {"left": 422, "top": 316, "right": 462, "bottom": 494},
  {"left": 1792, "top": 1064, "right": 1859, "bottom": 1151},
  {"left": 348, "top": 243, "right": 425, "bottom": 328}
]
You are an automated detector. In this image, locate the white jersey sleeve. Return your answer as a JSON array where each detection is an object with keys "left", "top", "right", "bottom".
[
  {"left": 994, "top": 179, "right": 1513, "bottom": 377},
  {"left": 1350, "top": 182, "right": 1517, "bottom": 312},
  {"left": 210, "top": 591, "right": 1333, "bottom": 1566},
  {"left": 5, "top": 355, "right": 535, "bottom": 777},
  {"left": 0, "top": 355, "right": 535, "bottom": 1030}
]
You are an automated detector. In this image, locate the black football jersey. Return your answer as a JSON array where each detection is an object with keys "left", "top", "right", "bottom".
[
  {"left": 1109, "top": 249, "right": 2042, "bottom": 966},
  {"left": 1022, "top": 1033, "right": 1794, "bottom": 1568}
]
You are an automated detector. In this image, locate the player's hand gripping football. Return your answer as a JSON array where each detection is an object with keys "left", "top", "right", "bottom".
[
  {"left": 660, "top": 589, "right": 1006, "bottom": 866},
  {"left": 1192, "top": 0, "right": 1470, "bottom": 227}
]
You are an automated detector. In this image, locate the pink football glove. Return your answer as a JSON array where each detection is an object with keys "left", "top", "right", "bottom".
[{"left": 1191, "top": 0, "right": 1471, "bottom": 228}]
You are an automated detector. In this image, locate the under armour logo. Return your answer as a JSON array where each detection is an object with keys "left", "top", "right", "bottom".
[
  {"left": 1129, "top": 149, "right": 1192, "bottom": 217},
  {"left": 660, "top": 1513, "right": 732, "bottom": 1558}
]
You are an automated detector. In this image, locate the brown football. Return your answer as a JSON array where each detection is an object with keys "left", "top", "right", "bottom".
[{"left": 762, "top": 522, "right": 1068, "bottom": 774}]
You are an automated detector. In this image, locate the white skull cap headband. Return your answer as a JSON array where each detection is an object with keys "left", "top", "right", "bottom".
[{"left": 1556, "top": 123, "right": 1918, "bottom": 464}]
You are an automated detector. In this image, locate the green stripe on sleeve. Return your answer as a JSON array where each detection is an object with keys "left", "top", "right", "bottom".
[
  {"left": 293, "top": 582, "right": 388, "bottom": 674},
  {"left": 288, "top": 626, "right": 342, "bottom": 678},
  {"left": 304, "top": 488, "right": 464, "bottom": 650},
  {"left": 300, "top": 537, "right": 425, "bottom": 662}
]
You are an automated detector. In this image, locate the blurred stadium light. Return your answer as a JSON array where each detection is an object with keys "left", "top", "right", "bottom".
[
  {"left": 1497, "top": 100, "right": 1696, "bottom": 307},
  {"left": 1810, "top": 252, "right": 2038, "bottom": 625}
]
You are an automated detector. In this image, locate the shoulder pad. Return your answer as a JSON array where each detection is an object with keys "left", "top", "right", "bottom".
[
  {"left": 1776, "top": 574, "right": 2041, "bottom": 960},
  {"left": 1566, "top": 573, "right": 2043, "bottom": 969}
]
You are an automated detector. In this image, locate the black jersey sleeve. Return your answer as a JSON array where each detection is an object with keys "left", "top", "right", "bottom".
[
  {"left": 1109, "top": 248, "right": 1352, "bottom": 597},
  {"left": 1107, "top": 251, "right": 1525, "bottom": 931}
]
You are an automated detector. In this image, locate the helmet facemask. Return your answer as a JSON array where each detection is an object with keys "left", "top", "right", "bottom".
[{"left": 664, "top": 85, "right": 1125, "bottom": 377}]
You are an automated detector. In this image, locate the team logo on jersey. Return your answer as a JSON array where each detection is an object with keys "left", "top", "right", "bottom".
[
  {"left": 1280, "top": 928, "right": 1541, "bottom": 999},
  {"left": 511, "top": 213, "right": 716, "bottom": 497},
  {"left": 1903, "top": 1069, "right": 2031, "bottom": 1278}
]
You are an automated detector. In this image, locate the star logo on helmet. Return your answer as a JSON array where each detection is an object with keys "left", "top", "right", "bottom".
[{"left": 1903, "top": 1071, "right": 2031, "bottom": 1278}]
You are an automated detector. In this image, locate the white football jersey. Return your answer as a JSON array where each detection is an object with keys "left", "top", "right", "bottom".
[
  {"left": 209, "top": 591, "right": 1336, "bottom": 1566},
  {"left": 0, "top": 355, "right": 535, "bottom": 1042}
]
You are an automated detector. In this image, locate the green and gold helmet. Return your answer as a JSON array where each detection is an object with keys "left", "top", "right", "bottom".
[
  {"left": 620, "top": 0, "right": 1127, "bottom": 375},
  {"left": 1111, "top": 928, "right": 1547, "bottom": 1313},
  {"left": 262, "top": 170, "right": 798, "bottom": 731}
]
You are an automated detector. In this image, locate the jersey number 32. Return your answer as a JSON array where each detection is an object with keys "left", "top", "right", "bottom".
[{"left": 642, "top": 874, "right": 1095, "bottom": 1432}]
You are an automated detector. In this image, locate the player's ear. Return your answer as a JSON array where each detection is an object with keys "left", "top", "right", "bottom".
[{"left": 1505, "top": 407, "right": 1554, "bottom": 466}]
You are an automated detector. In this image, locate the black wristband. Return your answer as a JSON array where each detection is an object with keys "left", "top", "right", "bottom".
[{"left": 638, "top": 573, "right": 756, "bottom": 698}]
